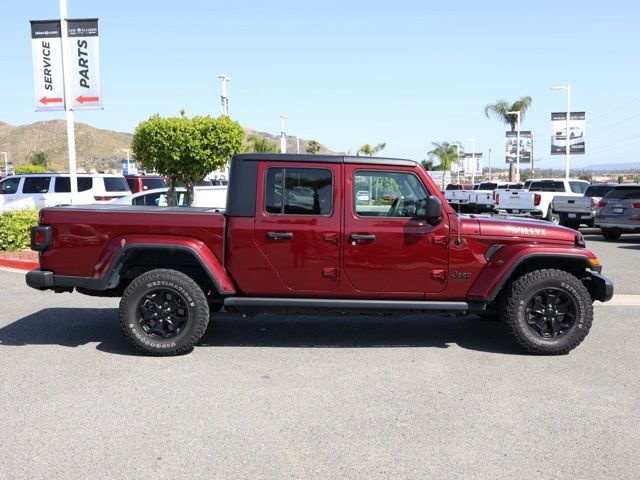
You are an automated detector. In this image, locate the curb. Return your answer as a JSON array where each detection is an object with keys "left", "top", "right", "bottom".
[{"left": 0, "top": 258, "right": 38, "bottom": 271}]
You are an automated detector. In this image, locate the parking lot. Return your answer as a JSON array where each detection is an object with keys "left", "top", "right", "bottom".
[{"left": 0, "top": 233, "right": 638, "bottom": 479}]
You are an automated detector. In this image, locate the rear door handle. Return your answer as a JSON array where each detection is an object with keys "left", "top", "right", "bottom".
[
  {"left": 266, "top": 231, "right": 293, "bottom": 241},
  {"left": 349, "top": 233, "right": 376, "bottom": 244}
]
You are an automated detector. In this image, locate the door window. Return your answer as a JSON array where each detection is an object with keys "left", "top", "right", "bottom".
[
  {"left": 54, "top": 177, "right": 93, "bottom": 192},
  {"left": 354, "top": 170, "right": 428, "bottom": 217},
  {"left": 0, "top": 177, "right": 21, "bottom": 194},
  {"left": 23, "top": 177, "right": 51, "bottom": 193},
  {"left": 264, "top": 167, "right": 333, "bottom": 216}
]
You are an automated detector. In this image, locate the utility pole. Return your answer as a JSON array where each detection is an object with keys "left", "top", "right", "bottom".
[
  {"left": 280, "top": 114, "right": 287, "bottom": 153},
  {"left": 488, "top": 148, "right": 492, "bottom": 180},
  {"left": 1, "top": 152, "right": 7, "bottom": 176},
  {"left": 217, "top": 74, "right": 230, "bottom": 116}
]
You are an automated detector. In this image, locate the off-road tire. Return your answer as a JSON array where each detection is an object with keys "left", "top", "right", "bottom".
[
  {"left": 601, "top": 228, "right": 621, "bottom": 241},
  {"left": 503, "top": 269, "right": 593, "bottom": 355},
  {"left": 119, "top": 269, "right": 210, "bottom": 356}
]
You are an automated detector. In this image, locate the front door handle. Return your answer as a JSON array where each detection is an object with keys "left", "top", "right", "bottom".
[
  {"left": 266, "top": 231, "right": 293, "bottom": 241},
  {"left": 349, "top": 233, "right": 376, "bottom": 244}
]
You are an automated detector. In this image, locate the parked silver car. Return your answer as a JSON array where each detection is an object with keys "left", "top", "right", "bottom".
[{"left": 594, "top": 184, "right": 640, "bottom": 240}]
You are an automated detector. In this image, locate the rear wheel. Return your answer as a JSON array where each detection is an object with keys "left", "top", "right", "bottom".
[
  {"left": 601, "top": 228, "right": 621, "bottom": 241},
  {"left": 119, "top": 269, "right": 210, "bottom": 356},
  {"left": 503, "top": 269, "right": 593, "bottom": 355}
]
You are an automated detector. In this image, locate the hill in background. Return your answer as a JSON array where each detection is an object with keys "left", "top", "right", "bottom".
[{"left": 0, "top": 120, "right": 335, "bottom": 172}]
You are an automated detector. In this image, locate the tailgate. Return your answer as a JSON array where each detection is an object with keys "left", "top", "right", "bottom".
[
  {"left": 497, "top": 190, "right": 533, "bottom": 209},
  {"left": 552, "top": 196, "right": 592, "bottom": 214}
]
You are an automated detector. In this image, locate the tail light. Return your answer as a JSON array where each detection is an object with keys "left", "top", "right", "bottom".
[
  {"left": 495, "top": 193, "right": 500, "bottom": 205},
  {"left": 492, "top": 191, "right": 496, "bottom": 201},
  {"left": 534, "top": 193, "right": 541, "bottom": 206},
  {"left": 632, "top": 203, "right": 640, "bottom": 209},
  {"left": 591, "top": 198, "right": 598, "bottom": 207},
  {"left": 94, "top": 196, "right": 114, "bottom": 201},
  {"left": 31, "top": 225, "right": 52, "bottom": 251},
  {"left": 597, "top": 201, "right": 608, "bottom": 208}
]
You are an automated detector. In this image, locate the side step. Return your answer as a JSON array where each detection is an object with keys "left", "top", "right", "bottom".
[{"left": 224, "top": 297, "right": 484, "bottom": 314}]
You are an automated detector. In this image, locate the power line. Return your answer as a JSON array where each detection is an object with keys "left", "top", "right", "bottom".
[
  {"left": 590, "top": 95, "right": 640, "bottom": 122},
  {"left": 588, "top": 111, "right": 640, "bottom": 136}
]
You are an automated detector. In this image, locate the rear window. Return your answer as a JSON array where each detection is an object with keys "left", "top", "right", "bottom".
[
  {"left": 103, "top": 177, "right": 130, "bottom": 192},
  {"left": 54, "top": 177, "right": 93, "bottom": 192},
  {"left": 142, "top": 178, "right": 166, "bottom": 190},
  {"left": 23, "top": 177, "right": 51, "bottom": 193},
  {"left": 445, "top": 184, "right": 460, "bottom": 191},
  {"left": 584, "top": 185, "right": 614, "bottom": 197},
  {"left": 478, "top": 183, "right": 498, "bottom": 190},
  {"left": 604, "top": 186, "right": 640, "bottom": 200},
  {"left": 529, "top": 181, "right": 565, "bottom": 192}
]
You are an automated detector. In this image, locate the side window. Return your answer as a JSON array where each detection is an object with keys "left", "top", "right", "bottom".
[
  {"left": 264, "top": 167, "right": 333, "bottom": 216},
  {"left": 23, "top": 177, "right": 51, "bottom": 194},
  {"left": 54, "top": 177, "right": 94, "bottom": 193},
  {"left": 0, "top": 177, "right": 21, "bottom": 194},
  {"left": 569, "top": 181, "right": 588, "bottom": 194},
  {"left": 354, "top": 170, "right": 428, "bottom": 217}
]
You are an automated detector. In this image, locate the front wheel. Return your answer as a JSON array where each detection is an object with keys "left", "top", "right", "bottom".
[
  {"left": 601, "top": 228, "right": 621, "bottom": 241},
  {"left": 119, "top": 269, "right": 210, "bottom": 356},
  {"left": 503, "top": 269, "right": 593, "bottom": 355}
]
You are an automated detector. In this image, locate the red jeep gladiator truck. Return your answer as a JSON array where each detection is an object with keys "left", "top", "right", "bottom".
[{"left": 26, "top": 154, "right": 613, "bottom": 356}]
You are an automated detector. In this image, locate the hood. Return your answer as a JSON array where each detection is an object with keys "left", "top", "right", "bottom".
[{"left": 462, "top": 215, "right": 579, "bottom": 244}]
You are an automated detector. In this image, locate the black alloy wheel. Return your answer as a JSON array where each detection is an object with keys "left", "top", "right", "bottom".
[
  {"left": 525, "top": 288, "right": 577, "bottom": 339},
  {"left": 138, "top": 288, "right": 190, "bottom": 340}
]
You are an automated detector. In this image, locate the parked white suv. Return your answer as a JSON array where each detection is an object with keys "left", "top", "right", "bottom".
[{"left": 0, "top": 173, "right": 131, "bottom": 212}]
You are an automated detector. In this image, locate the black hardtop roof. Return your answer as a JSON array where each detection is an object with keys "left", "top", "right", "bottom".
[{"left": 232, "top": 153, "right": 418, "bottom": 167}]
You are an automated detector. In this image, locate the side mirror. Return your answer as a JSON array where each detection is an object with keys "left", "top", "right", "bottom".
[{"left": 426, "top": 196, "right": 442, "bottom": 225}]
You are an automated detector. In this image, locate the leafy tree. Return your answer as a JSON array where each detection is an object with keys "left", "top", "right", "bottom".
[
  {"left": 484, "top": 96, "right": 532, "bottom": 182},
  {"left": 579, "top": 174, "right": 593, "bottom": 182},
  {"left": 421, "top": 159, "right": 436, "bottom": 171},
  {"left": 617, "top": 175, "right": 625, "bottom": 184},
  {"left": 14, "top": 164, "right": 47, "bottom": 174},
  {"left": 306, "top": 140, "right": 321, "bottom": 154},
  {"left": 29, "top": 151, "right": 49, "bottom": 169},
  {"left": 634, "top": 175, "right": 640, "bottom": 183},
  {"left": 357, "top": 142, "right": 386, "bottom": 156},
  {"left": 132, "top": 113, "right": 244, "bottom": 205},
  {"left": 244, "top": 135, "right": 278, "bottom": 153},
  {"left": 427, "top": 141, "right": 462, "bottom": 190}
]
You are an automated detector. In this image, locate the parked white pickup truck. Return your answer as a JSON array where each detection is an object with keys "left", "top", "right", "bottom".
[
  {"left": 468, "top": 182, "right": 522, "bottom": 213},
  {"left": 495, "top": 179, "right": 590, "bottom": 222},
  {"left": 551, "top": 184, "right": 617, "bottom": 229},
  {"left": 444, "top": 183, "right": 477, "bottom": 211}
]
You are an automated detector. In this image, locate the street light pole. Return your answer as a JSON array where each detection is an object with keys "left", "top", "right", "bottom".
[
  {"left": 464, "top": 138, "right": 476, "bottom": 184},
  {"left": 507, "top": 111, "right": 521, "bottom": 182},
  {"left": 451, "top": 143, "right": 461, "bottom": 183},
  {"left": 488, "top": 148, "right": 492, "bottom": 180},
  {"left": 280, "top": 114, "right": 287, "bottom": 153},
  {"left": 217, "top": 74, "right": 230, "bottom": 116},
  {"left": 552, "top": 85, "right": 571, "bottom": 179}
]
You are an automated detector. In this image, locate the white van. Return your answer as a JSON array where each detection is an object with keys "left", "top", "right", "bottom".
[{"left": 0, "top": 173, "right": 131, "bottom": 212}]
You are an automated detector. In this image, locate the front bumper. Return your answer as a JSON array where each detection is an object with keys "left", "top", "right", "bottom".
[{"left": 587, "top": 271, "right": 614, "bottom": 302}]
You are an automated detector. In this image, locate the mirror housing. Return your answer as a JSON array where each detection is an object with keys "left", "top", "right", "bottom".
[{"left": 426, "top": 196, "right": 442, "bottom": 225}]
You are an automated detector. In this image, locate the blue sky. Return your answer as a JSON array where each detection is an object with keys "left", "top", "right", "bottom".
[{"left": 2, "top": 0, "right": 639, "bottom": 169}]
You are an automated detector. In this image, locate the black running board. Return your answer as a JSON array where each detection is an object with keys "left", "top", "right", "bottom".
[{"left": 224, "top": 297, "right": 484, "bottom": 314}]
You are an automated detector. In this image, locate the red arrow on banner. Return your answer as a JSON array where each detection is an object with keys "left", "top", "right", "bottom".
[
  {"left": 39, "top": 96, "right": 64, "bottom": 105},
  {"left": 76, "top": 95, "right": 100, "bottom": 104}
]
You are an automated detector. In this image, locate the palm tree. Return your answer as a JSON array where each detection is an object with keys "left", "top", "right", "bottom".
[
  {"left": 427, "top": 141, "right": 462, "bottom": 190},
  {"left": 357, "top": 142, "right": 386, "bottom": 156},
  {"left": 306, "top": 140, "right": 321, "bottom": 154},
  {"left": 484, "top": 96, "right": 532, "bottom": 181}
]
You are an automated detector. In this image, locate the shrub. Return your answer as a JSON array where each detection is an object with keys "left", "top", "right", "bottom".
[
  {"left": 14, "top": 164, "right": 47, "bottom": 174},
  {"left": 0, "top": 208, "right": 39, "bottom": 251}
]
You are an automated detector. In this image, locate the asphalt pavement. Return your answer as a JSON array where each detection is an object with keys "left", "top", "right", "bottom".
[{"left": 0, "top": 265, "right": 638, "bottom": 479}]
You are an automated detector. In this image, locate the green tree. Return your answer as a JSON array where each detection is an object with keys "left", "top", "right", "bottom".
[
  {"left": 617, "top": 175, "right": 625, "bottom": 184},
  {"left": 244, "top": 135, "right": 278, "bottom": 153},
  {"left": 357, "top": 142, "right": 386, "bottom": 156},
  {"left": 14, "top": 164, "right": 47, "bottom": 174},
  {"left": 29, "top": 151, "right": 49, "bottom": 169},
  {"left": 132, "top": 113, "right": 244, "bottom": 205},
  {"left": 634, "top": 175, "right": 640, "bottom": 183},
  {"left": 306, "top": 140, "right": 321, "bottom": 154},
  {"left": 484, "top": 96, "right": 533, "bottom": 182},
  {"left": 421, "top": 159, "right": 436, "bottom": 171},
  {"left": 427, "top": 141, "right": 462, "bottom": 190}
]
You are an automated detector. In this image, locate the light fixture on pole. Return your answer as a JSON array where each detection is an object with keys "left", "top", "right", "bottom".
[
  {"left": 507, "top": 111, "right": 521, "bottom": 182},
  {"left": 464, "top": 138, "right": 476, "bottom": 184},
  {"left": 552, "top": 85, "right": 571, "bottom": 179},
  {"left": 1, "top": 151, "right": 7, "bottom": 176},
  {"left": 217, "top": 74, "right": 230, "bottom": 116},
  {"left": 280, "top": 114, "right": 287, "bottom": 153}
]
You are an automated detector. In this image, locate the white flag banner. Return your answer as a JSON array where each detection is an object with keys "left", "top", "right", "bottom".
[
  {"left": 30, "top": 20, "right": 66, "bottom": 111},
  {"left": 67, "top": 19, "right": 102, "bottom": 110},
  {"left": 551, "top": 112, "right": 585, "bottom": 155}
]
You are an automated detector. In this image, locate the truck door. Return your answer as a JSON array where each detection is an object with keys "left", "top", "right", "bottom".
[
  {"left": 253, "top": 162, "right": 341, "bottom": 292},
  {"left": 343, "top": 166, "right": 449, "bottom": 296}
]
